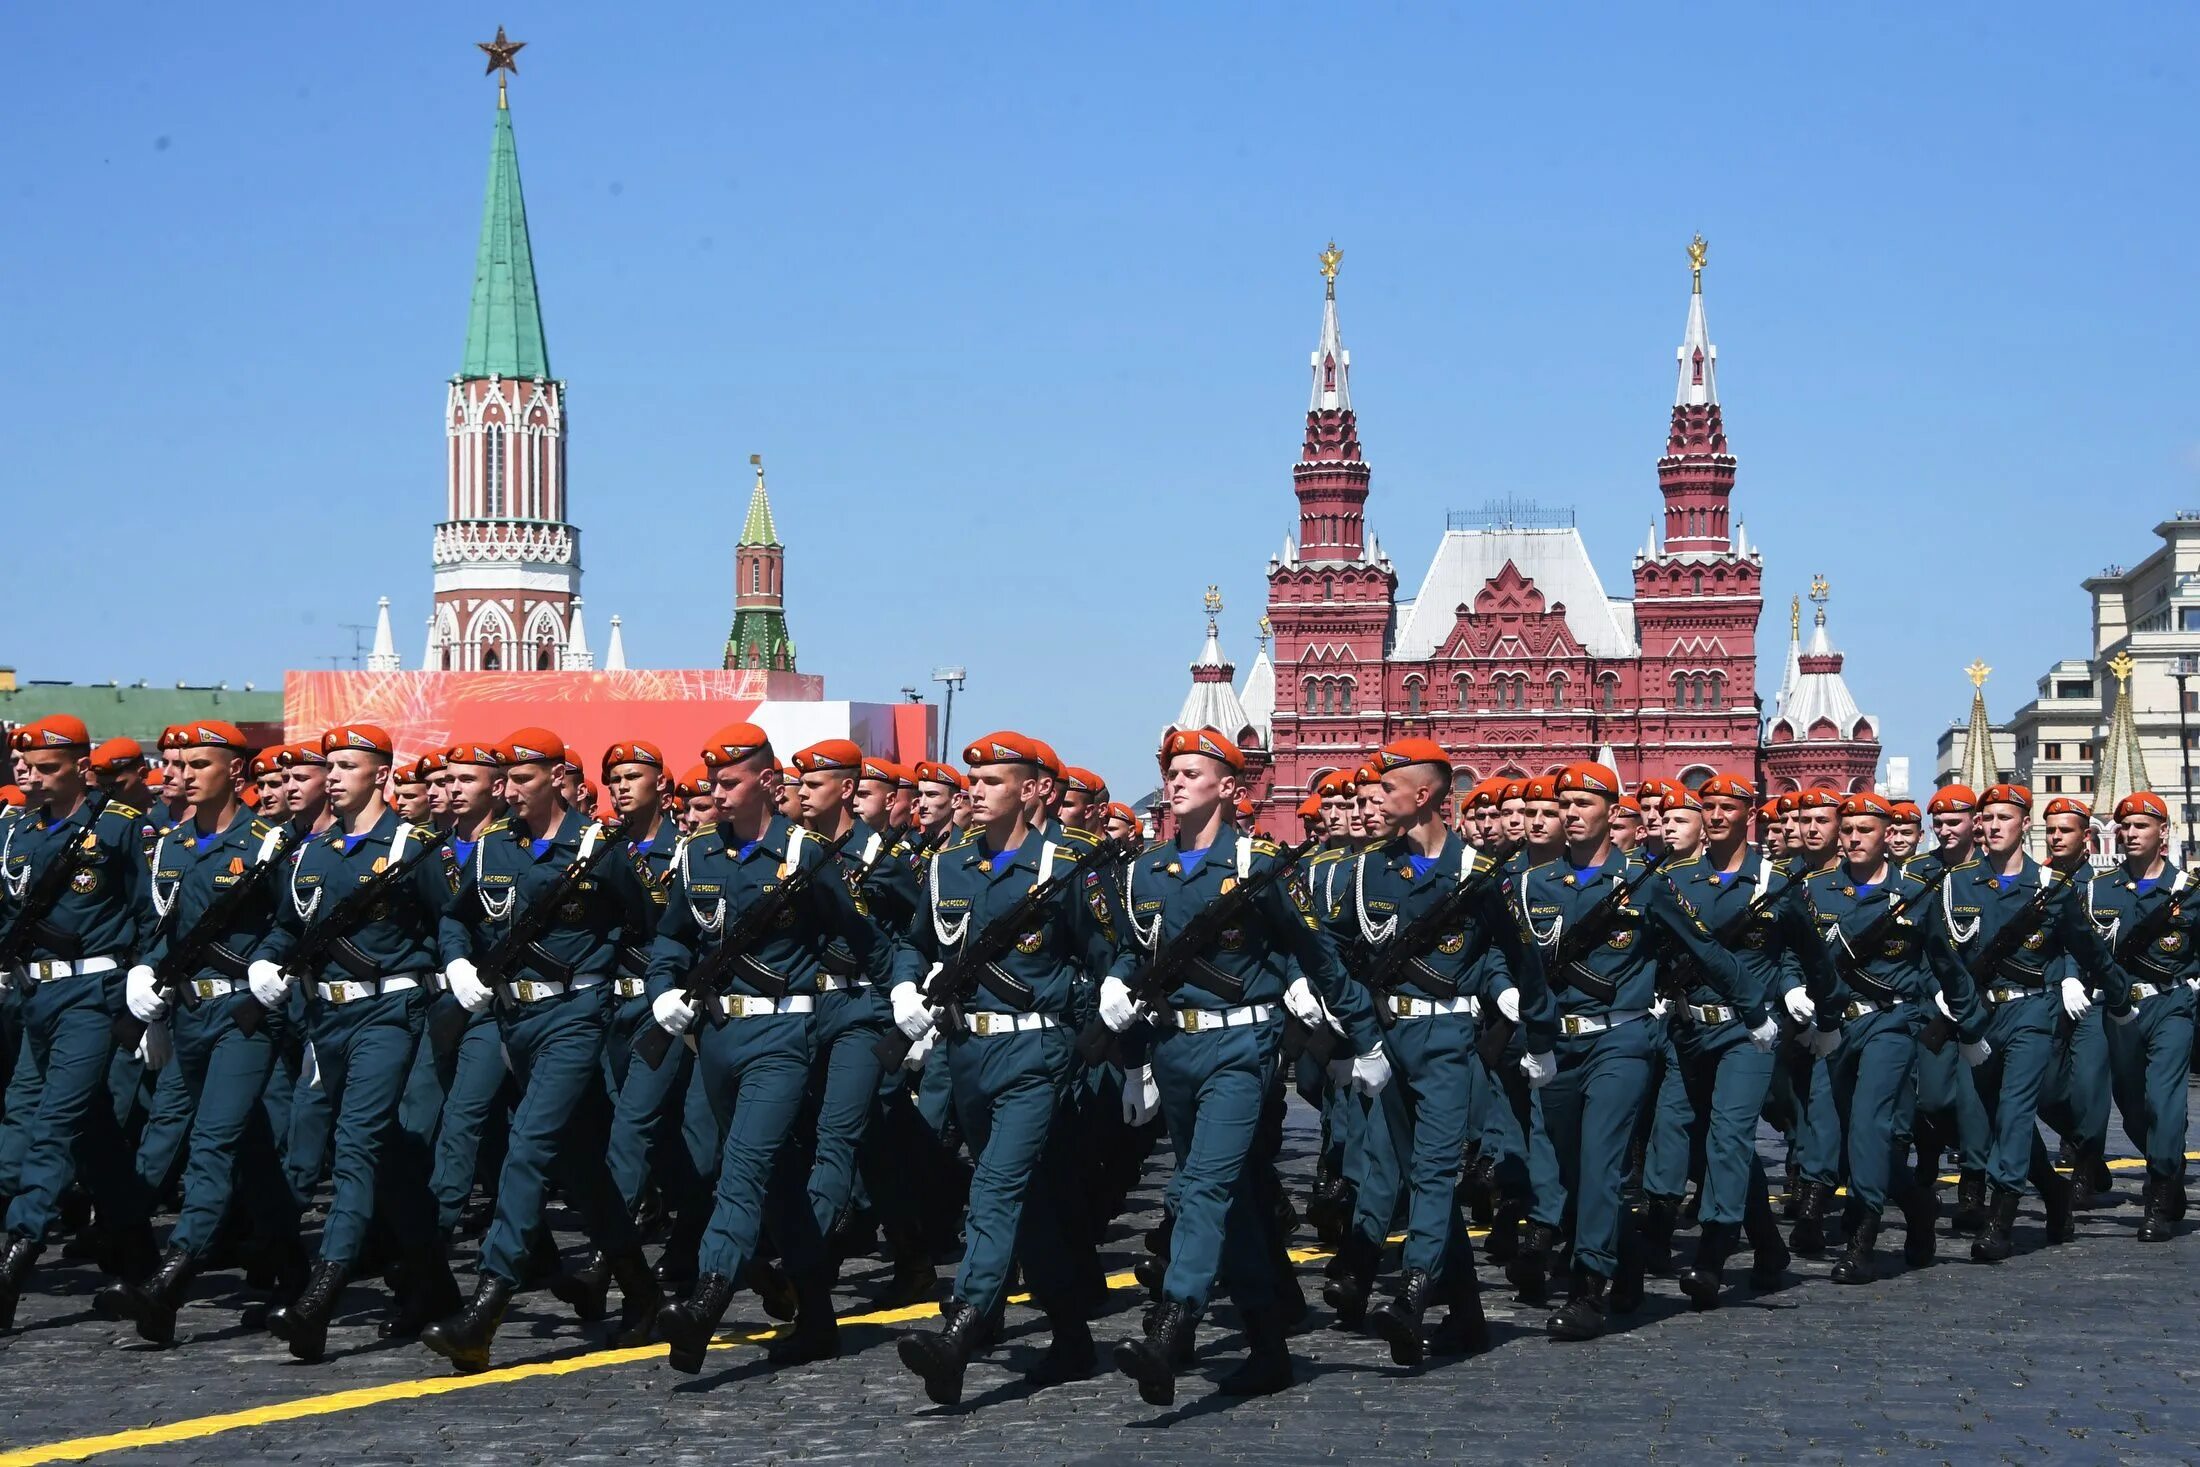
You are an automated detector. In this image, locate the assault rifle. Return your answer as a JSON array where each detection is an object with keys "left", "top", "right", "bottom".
[
  {"left": 1921, "top": 856, "right": 2082, "bottom": 1054},
  {"left": 273, "top": 830, "right": 451, "bottom": 1037},
  {"left": 1351, "top": 854, "right": 1504, "bottom": 1067},
  {"left": 1075, "top": 837, "right": 1319, "bottom": 1066},
  {"left": 1658, "top": 862, "right": 1800, "bottom": 1034},
  {"left": 113, "top": 829, "right": 291, "bottom": 1050},
  {"left": 632, "top": 832, "right": 851, "bottom": 1069},
  {"left": 0, "top": 828, "right": 102, "bottom": 985},
  {"left": 1820, "top": 856, "right": 1956, "bottom": 1039},
  {"left": 872, "top": 835, "right": 1134, "bottom": 1069}
]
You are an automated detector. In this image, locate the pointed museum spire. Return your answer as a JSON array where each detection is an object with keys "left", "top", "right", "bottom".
[
  {"left": 1957, "top": 659, "right": 1999, "bottom": 793},
  {"left": 1656, "top": 234, "right": 1734, "bottom": 553},
  {"left": 2092, "top": 651, "right": 2151, "bottom": 818},
  {"left": 604, "top": 614, "right": 627, "bottom": 672},
  {"left": 562, "top": 597, "right": 593, "bottom": 670},
  {"left": 1675, "top": 234, "right": 1718, "bottom": 409},
  {"left": 1309, "top": 242, "right": 1352, "bottom": 415},
  {"left": 1172, "top": 587, "right": 1253, "bottom": 742},
  {"left": 367, "top": 597, "right": 400, "bottom": 672},
  {"left": 1294, "top": 241, "right": 1372, "bottom": 564},
  {"left": 724, "top": 454, "right": 797, "bottom": 672},
  {"left": 460, "top": 67, "right": 551, "bottom": 381}
]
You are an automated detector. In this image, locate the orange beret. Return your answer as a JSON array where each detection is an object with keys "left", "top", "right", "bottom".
[
  {"left": 501, "top": 727, "right": 566, "bottom": 766},
  {"left": 1234, "top": 795, "right": 1256, "bottom": 818},
  {"left": 602, "top": 740, "right": 666, "bottom": 774},
  {"left": 1890, "top": 800, "right": 1922, "bottom": 823},
  {"left": 963, "top": 730, "right": 1043, "bottom": 770},
  {"left": 1664, "top": 786, "right": 1704, "bottom": 812},
  {"left": 1927, "top": 784, "right": 1978, "bottom": 814},
  {"left": 1499, "top": 779, "right": 1527, "bottom": 804},
  {"left": 446, "top": 740, "right": 506, "bottom": 768},
  {"left": 792, "top": 739, "right": 863, "bottom": 774},
  {"left": 675, "top": 764, "right": 713, "bottom": 798},
  {"left": 2116, "top": 791, "right": 2169, "bottom": 822},
  {"left": 1556, "top": 762, "right": 1621, "bottom": 799},
  {"left": 164, "top": 723, "right": 247, "bottom": 754},
  {"left": 2041, "top": 796, "right": 2091, "bottom": 821},
  {"left": 859, "top": 756, "right": 911, "bottom": 785},
  {"left": 1775, "top": 791, "right": 1802, "bottom": 814},
  {"left": 914, "top": 759, "right": 968, "bottom": 791},
  {"left": 1698, "top": 773, "right": 1756, "bottom": 802},
  {"left": 1159, "top": 727, "right": 1245, "bottom": 772},
  {"left": 1794, "top": 788, "right": 1842, "bottom": 810},
  {"left": 1634, "top": 777, "right": 1673, "bottom": 802},
  {"left": 89, "top": 737, "right": 146, "bottom": 770},
  {"left": 1466, "top": 778, "right": 1500, "bottom": 811},
  {"left": 1616, "top": 793, "right": 1643, "bottom": 813},
  {"left": 1759, "top": 799, "right": 1780, "bottom": 820},
  {"left": 1060, "top": 766, "right": 1107, "bottom": 795},
  {"left": 1524, "top": 776, "right": 1559, "bottom": 803},
  {"left": 248, "top": 750, "right": 283, "bottom": 778},
  {"left": 275, "top": 742, "right": 328, "bottom": 769},
  {"left": 1106, "top": 801, "right": 1138, "bottom": 825},
  {"left": 14, "top": 716, "right": 90, "bottom": 752},
  {"left": 701, "top": 722, "right": 774, "bottom": 769},
  {"left": 391, "top": 758, "right": 430, "bottom": 786},
  {"left": 320, "top": 724, "right": 394, "bottom": 757},
  {"left": 1979, "top": 783, "right": 2032, "bottom": 812},
  {"left": 1027, "top": 740, "right": 1065, "bottom": 780},
  {"left": 1374, "top": 737, "right": 1451, "bottom": 775},
  {"left": 1839, "top": 791, "right": 1895, "bottom": 820},
  {"left": 1297, "top": 794, "right": 1324, "bottom": 818},
  {"left": 416, "top": 750, "right": 450, "bottom": 776},
  {"left": 0, "top": 785, "right": 22, "bottom": 806}
]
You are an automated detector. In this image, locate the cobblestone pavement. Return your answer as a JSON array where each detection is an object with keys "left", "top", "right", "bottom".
[{"left": 3, "top": 1090, "right": 2197, "bottom": 1467}]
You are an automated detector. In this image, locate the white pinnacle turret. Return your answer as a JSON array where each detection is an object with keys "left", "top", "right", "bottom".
[
  {"left": 562, "top": 598, "right": 594, "bottom": 671},
  {"left": 1309, "top": 243, "right": 1351, "bottom": 414},
  {"left": 605, "top": 615, "right": 627, "bottom": 672},
  {"left": 366, "top": 597, "right": 400, "bottom": 673},
  {"left": 1675, "top": 252, "right": 1719, "bottom": 409}
]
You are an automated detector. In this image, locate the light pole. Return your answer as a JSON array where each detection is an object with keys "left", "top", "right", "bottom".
[
  {"left": 2175, "top": 655, "right": 2198, "bottom": 856},
  {"left": 932, "top": 665, "right": 966, "bottom": 760}
]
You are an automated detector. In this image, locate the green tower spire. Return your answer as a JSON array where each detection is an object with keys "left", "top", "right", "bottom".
[
  {"left": 723, "top": 455, "right": 797, "bottom": 672},
  {"left": 460, "top": 87, "right": 551, "bottom": 381}
]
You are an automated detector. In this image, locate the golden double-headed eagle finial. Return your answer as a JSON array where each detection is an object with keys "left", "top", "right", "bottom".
[
  {"left": 1204, "top": 585, "right": 1224, "bottom": 617},
  {"left": 1809, "top": 573, "right": 1829, "bottom": 605},
  {"left": 2109, "top": 650, "right": 2137, "bottom": 687},
  {"left": 1318, "top": 241, "right": 1342, "bottom": 282},
  {"left": 1966, "top": 659, "right": 1992, "bottom": 689}
]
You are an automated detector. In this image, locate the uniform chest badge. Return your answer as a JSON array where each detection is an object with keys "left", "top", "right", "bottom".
[
  {"left": 1165, "top": 862, "right": 1182, "bottom": 876},
  {"left": 228, "top": 857, "right": 246, "bottom": 876},
  {"left": 70, "top": 868, "right": 99, "bottom": 895},
  {"left": 778, "top": 861, "right": 795, "bottom": 880},
  {"left": 80, "top": 830, "right": 99, "bottom": 852},
  {"left": 1882, "top": 938, "right": 1912, "bottom": 959},
  {"left": 1219, "top": 876, "right": 1237, "bottom": 896},
  {"left": 372, "top": 856, "right": 389, "bottom": 874},
  {"left": 2160, "top": 932, "right": 2185, "bottom": 953},
  {"left": 1220, "top": 928, "right": 1245, "bottom": 951},
  {"left": 1438, "top": 932, "right": 1466, "bottom": 955},
  {"left": 1015, "top": 928, "right": 1045, "bottom": 954},
  {"left": 1606, "top": 929, "right": 1634, "bottom": 951},
  {"left": 2023, "top": 930, "right": 2046, "bottom": 950}
]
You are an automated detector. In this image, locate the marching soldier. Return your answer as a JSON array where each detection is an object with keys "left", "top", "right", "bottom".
[
  {"left": 643, "top": 723, "right": 893, "bottom": 1375},
  {"left": 0, "top": 716, "right": 159, "bottom": 1331},
  {"left": 889, "top": 732, "right": 1124, "bottom": 1405},
  {"left": 421, "top": 727, "right": 663, "bottom": 1371},
  {"left": 2036, "top": 795, "right": 2116, "bottom": 1207},
  {"left": 1102, "top": 727, "right": 1387, "bottom": 1405},
  {"left": 253, "top": 725, "right": 454, "bottom": 1362}
]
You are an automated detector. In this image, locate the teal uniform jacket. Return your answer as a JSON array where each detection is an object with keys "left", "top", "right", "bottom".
[
  {"left": 1798, "top": 862, "right": 1985, "bottom": 1040},
  {"left": 1941, "top": 854, "right": 2098, "bottom": 998},
  {"left": 828, "top": 818, "right": 923, "bottom": 960},
  {"left": 1, "top": 793, "right": 152, "bottom": 964},
  {"left": 264, "top": 811, "right": 452, "bottom": 980},
  {"left": 1518, "top": 849, "right": 1743, "bottom": 1021},
  {"left": 2080, "top": 861, "right": 2200, "bottom": 1005},
  {"left": 437, "top": 810, "right": 654, "bottom": 983},
  {"left": 1110, "top": 832, "right": 1381, "bottom": 1054},
  {"left": 141, "top": 808, "right": 289, "bottom": 981},
  {"left": 1655, "top": 848, "right": 1814, "bottom": 1024},
  {"left": 647, "top": 814, "right": 891, "bottom": 1002},
  {"left": 902, "top": 824, "right": 1123, "bottom": 1024},
  {"left": 615, "top": 815, "right": 680, "bottom": 977},
  {"left": 1329, "top": 831, "right": 1555, "bottom": 1050}
]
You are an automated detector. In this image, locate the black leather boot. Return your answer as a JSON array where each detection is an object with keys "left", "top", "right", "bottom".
[
  {"left": 746, "top": 1257, "right": 798, "bottom": 1322},
  {"left": 1114, "top": 1296, "right": 1197, "bottom": 1408},
  {"left": 379, "top": 1244, "right": 462, "bottom": 1341},
  {"left": 1217, "top": 1304, "right": 1294, "bottom": 1396},
  {"left": 1485, "top": 1201, "right": 1522, "bottom": 1264},
  {"left": 1321, "top": 1231, "right": 1379, "bottom": 1329},
  {"left": 1676, "top": 1222, "right": 1736, "bottom": 1310},
  {"left": 1507, "top": 1221, "right": 1556, "bottom": 1305},
  {"left": 419, "top": 1273, "right": 514, "bottom": 1374},
  {"left": 94, "top": 1243, "right": 197, "bottom": 1345},
  {"left": 897, "top": 1297, "right": 988, "bottom": 1405},
  {"left": 878, "top": 1218, "right": 936, "bottom": 1309},
  {"left": 548, "top": 1248, "right": 611, "bottom": 1323},
  {"left": 1366, "top": 1266, "right": 1435, "bottom": 1368},
  {"left": 1743, "top": 1186, "right": 1792, "bottom": 1289},
  {"left": 1970, "top": 1185, "right": 2020, "bottom": 1263},
  {"left": 1143, "top": 1210, "right": 1174, "bottom": 1257},
  {"left": 1830, "top": 1209, "right": 1880, "bottom": 1285},
  {"left": 1025, "top": 1311, "right": 1098, "bottom": 1387},
  {"left": 1634, "top": 1194, "right": 1681, "bottom": 1276},
  {"left": 1950, "top": 1169, "right": 1988, "bottom": 1233},
  {"left": 2138, "top": 1175, "right": 2176, "bottom": 1244},
  {"left": 0, "top": 1233, "right": 39, "bottom": 1333},
  {"left": 266, "top": 1258, "right": 348, "bottom": 1363},
  {"left": 658, "top": 1271, "right": 736, "bottom": 1375},
  {"left": 2070, "top": 1143, "right": 2111, "bottom": 1210},
  {"left": 1134, "top": 1255, "right": 1167, "bottom": 1297},
  {"left": 608, "top": 1248, "right": 666, "bottom": 1347},
  {"left": 2036, "top": 1164, "right": 2077, "bottom": 1244},
  {"left": 1544, "top": 1265, "right": 1609, "bottom": 1341},
  {"left": 1789, "top": 1180, "right": 1830, "bottom": 1256},
  {"left": 1425, "top": 1264, "right": 1490, "bottom": 1357},
  {"left": 766, "top": 1272, "right": 840, "bottom": 1365},
  {"left": 1898, "top": 1179, "right": 1938, "bottom": 1267}
]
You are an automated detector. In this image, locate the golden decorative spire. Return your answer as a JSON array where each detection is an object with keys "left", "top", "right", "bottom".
[
  {"left": 479, "top": 25, "right": 524, "bottom": 107},
  {"left": 1966, "top": 658, "right": 1991, "bottom": 689},
  {"left": 1204, "top": 584, "right": 1224, "bottom": 617},
  {"left": 1958, "top": 662, "right": 1998, "bottom": 792},
  {"left": 1688, "top": 233, "right": 1708, "bottom": 293},
  {"left": 1789, "top": 595, "right": 1801, "bottom": 642},
  {"left": 1318, "top": 241, "right": 1342, "bottom": 282},
  {"left": 2109, "top": 650, "right": 2137, "bottom": 686},
  {"left": 1809, "top": 573, "right": 1830, "bottom": 605}
]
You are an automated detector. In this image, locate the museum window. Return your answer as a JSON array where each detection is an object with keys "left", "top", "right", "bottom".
[
  {"left": 483, "top": 427, "right": 506, "bottom": 517},
  {"left": 1404, "top": 680, "right": 1423, "bottom": 716}
]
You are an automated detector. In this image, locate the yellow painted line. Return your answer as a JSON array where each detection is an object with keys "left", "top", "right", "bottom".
[{"left": 4, "top": 1154, "right": 2192, "bottom": 1466}]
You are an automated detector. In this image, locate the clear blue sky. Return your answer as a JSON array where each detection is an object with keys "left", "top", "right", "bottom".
[{"left": 5, "top": 4, "right": 2196, "bottom": 795}]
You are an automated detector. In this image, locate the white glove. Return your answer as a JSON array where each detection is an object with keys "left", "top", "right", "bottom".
[
  {"left": 137, "top": 1017, "right": 172, "bottom": 1071},
  {"left": 1283, "top": 976, "right": 1323, "bottom": 1026},
  {"left": 125, "top": 964, "right": 168, "bottom": 1023},
  {"left": 1520, "top": 1049, "right": 1557, "bottom": 1090},
  {"left": 1650, "top": 997, "right": 1672, "bottom": 1020},
  {"left": 890, "top": 982, "right": 934, "bottom": 1040},
  {"left": 1959, "top": 1037, "right": 1993, "bottom": 1068},
  {"left": 1783, "top": 987, "right": 1815, "bottom": 1024},
  {"left": 1122, "top": 1064, "right": 1161, "bottom": 1125},
  {"left": 1350, "top": 1044, "right": 1393, "bottom": 1097},
  {"left": 1496, "top": 986, "right": 1521, "bottom": 1023},
  {"left": 903, "top": 1027, "right": 937, "bottom": 1070},
  {"left": 1748, "top": 1015, "right": 1781, "bottom": 1053},
  {"left": 247, "top": 959, "right": 291, "bottom": 1010},
  {"left": 652, "top": 988, "right": 697, "bottom": 1036},
  {"left": 1933, "top": 989, "right": 1956, "bottom": 1021},
  {"left": 445, "top": 957, "right": 493, "bottom": 1015},
  {"left": 1098, "top": 976, "right": 1139, "bottom": 1034},
  {"left": 1804, "top": 1026, "right": 1842, "bottom": 1058},
  {"left": 2060, "top": 976, "right": 2093, "bottom": 1021}
]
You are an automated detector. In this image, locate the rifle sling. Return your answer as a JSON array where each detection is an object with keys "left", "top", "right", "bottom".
[
  {"left": 201, "top": 941, "right": 252, "bottom": 982},
  {"left": 28, "top": 919, "right": 83, "bottom": 960},
  {"left": 732, "top": 951, "right": 792, "bottom": 1000},
  {"left": 326, "top": 935, "right": 381, "bottom": 983},
  {"left": 1555, "top": 960, "right": 1619, "bottom": 1005},
  {"left": 522, "top": 941, "right": 577, "bottom": 985},
  {"left": 1181, "top": 955, "right": 1249, "bottom": 1004},
  {"left": 974, "top": 961, "right": 1037, "bottom": 1011}
]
